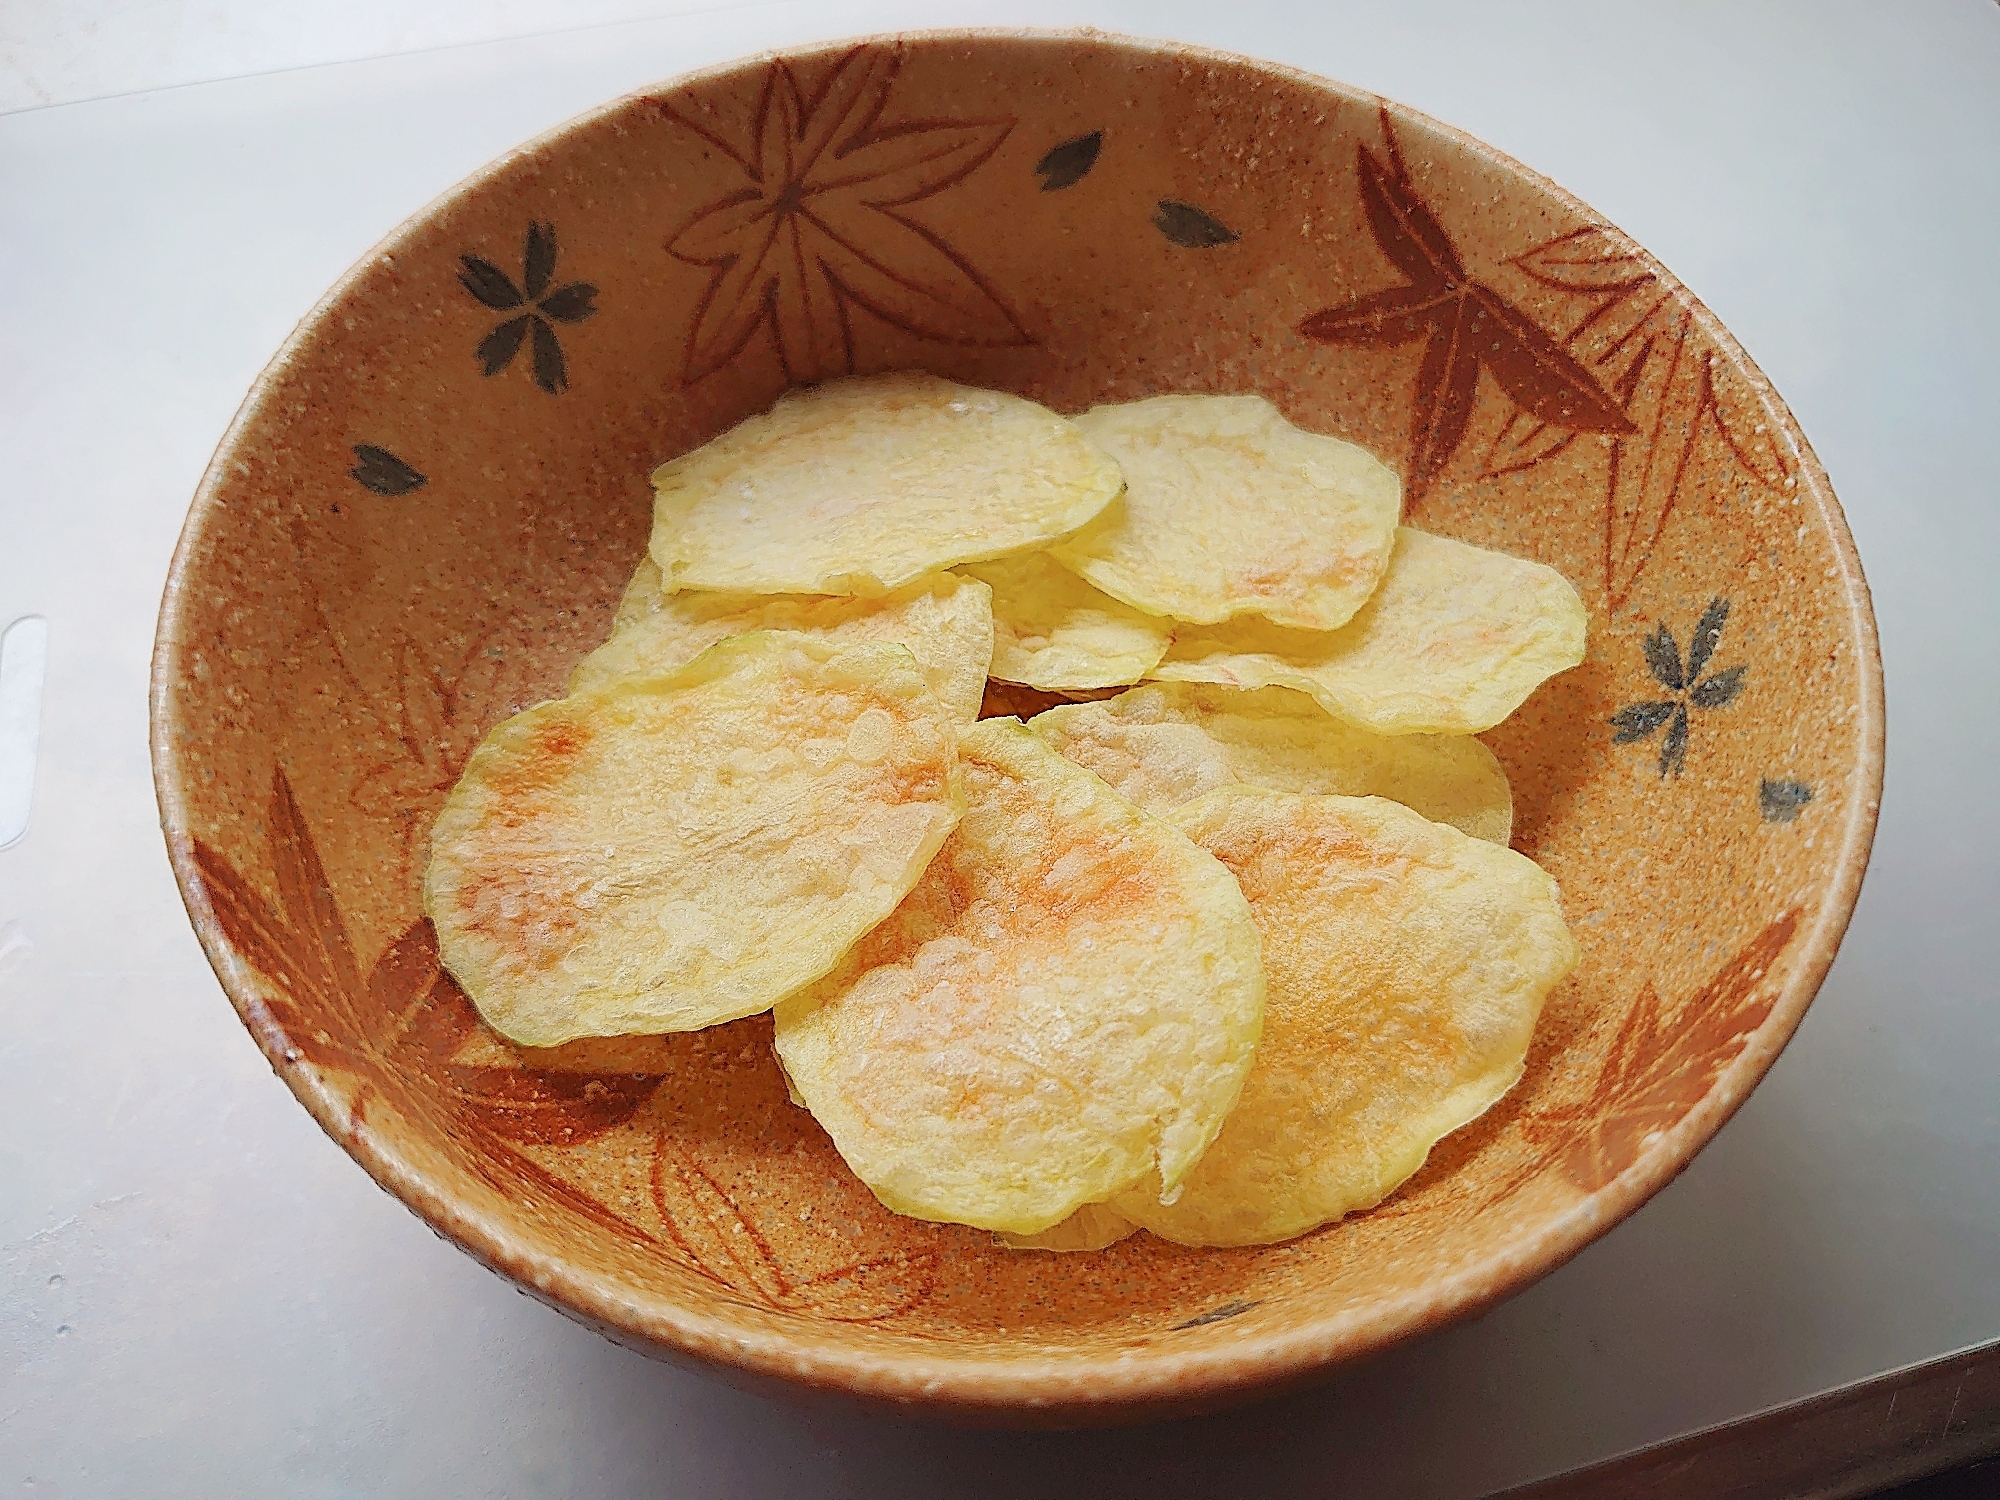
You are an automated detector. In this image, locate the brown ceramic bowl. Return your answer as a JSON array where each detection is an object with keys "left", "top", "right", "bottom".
[{"left": 151, "top": 29, "right": 1882, "bottom": 1424}]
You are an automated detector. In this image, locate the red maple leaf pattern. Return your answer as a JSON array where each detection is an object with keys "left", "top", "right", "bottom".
[
  {"left": 1489, "top": 225, "right": 1797, "bottom": 611},
  {"left": 1299, "top": 110, "right": 1634, "bottom": 506},
  {"left": 659, "top": 45, "right": 1031, "bottom": 385},
  {"left": 191, "top": 767, "right": 664, "bottom": 1240},
  {"left": 1523, "top": 906, "right": 1801, "bottom": 1192}
]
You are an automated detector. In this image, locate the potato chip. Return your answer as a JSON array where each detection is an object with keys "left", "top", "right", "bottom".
[
  {"left": 569, "top": 569, "right": 994, "bottom": 722},
  {"left": 1150, "top": 527, "right": 1587, "bottom": 734},
  {"left": 1029, "top": 682, "right": 1512, "bottom": 844},
  {"left": 1051, "top": 394, "right": 1400, "bottom": 630},
  {"left": 650, "top": 374, "right": 1124, "bottom": 596},
  {"left": 1109, "top": 788, "right": 1578, "bottom": 1247},
  {"left": 997, "top": 1204, "right": 1139, "bottom": 1253},
  {"left": 772, "top": 719, "right": 1264, "bottom": 1236},
  {"left": 961, "top": 552, "right": 1170, "bottom": 690},
  {"left": 612, "top": 553, "right": 668, "bottom": 629},
  {"left": 425, "top": 633, "right": 964, "bottom": 1047}
]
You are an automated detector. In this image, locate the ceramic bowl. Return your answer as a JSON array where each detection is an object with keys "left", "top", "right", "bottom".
[{"left": 150, "top": 29, "right": 1882, "bottom": 1424}]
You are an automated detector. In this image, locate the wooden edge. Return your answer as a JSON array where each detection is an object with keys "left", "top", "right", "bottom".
[{"left": 1488, "top": 1339, "right": 2000, "bottom": 1500}]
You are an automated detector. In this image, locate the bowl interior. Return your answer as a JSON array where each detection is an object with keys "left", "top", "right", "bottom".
[{"left": 153, "top": 31, "right": 1880, "bottom": 1417}]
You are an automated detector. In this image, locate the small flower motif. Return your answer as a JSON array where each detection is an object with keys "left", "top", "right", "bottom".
[
  {"left": 659, "top": 45, "right": 1029, "bottom": 385},
  {"left": 1610, "top": 596, "right": 1747, "bottom": 777},
  {"left": 458, "top": 222, "right": 598, "bottom": 394}
]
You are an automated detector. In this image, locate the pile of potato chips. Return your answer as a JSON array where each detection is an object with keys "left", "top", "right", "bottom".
[{"left": 426, "top": 374, "right": 1585, "bottom": 1250}]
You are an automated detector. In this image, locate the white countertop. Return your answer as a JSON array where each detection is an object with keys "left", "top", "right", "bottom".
[{"left": 3, "top": 3, "right": 1997, "bottom": 1495}]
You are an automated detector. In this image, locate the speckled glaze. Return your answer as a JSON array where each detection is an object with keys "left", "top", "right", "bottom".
[{"left": 150, "top": 31, "right": 1882, "bottom": 1425}]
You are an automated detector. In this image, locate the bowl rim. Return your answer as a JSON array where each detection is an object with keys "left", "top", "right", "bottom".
[{"left": 149, "top": 24, "right": 1886, "bottom": 1417}]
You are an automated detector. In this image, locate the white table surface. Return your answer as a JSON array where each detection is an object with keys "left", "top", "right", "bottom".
[{"left": 3, "top": 2, "right": 1997, "bottom": 1495}]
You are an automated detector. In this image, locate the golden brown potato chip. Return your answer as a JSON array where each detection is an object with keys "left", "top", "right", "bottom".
[
  {"left": 425, "top": 633, "right": 963, "bottom": 1047},
  {"left": 1029, "top": 682, "right": 1512, "bottom": 844},
  {"left": 1150, "top": 527, "right": 1587, "bottom": 734},
  {"left": 772, "top": 719, "right": 1264, "bottom": 1236},
  {"left": 1110, "top": 788, "right": 1578, "bottom": 1247},
  {"left": 569, "top": 569, "right": 993, "bottom": 722},
  {"left": 961, "top": 552, "right": 1170, "bottom": 690},
  {"left": 997, "top": 1204, "right": 1139, "bottom": 1253},
  {"left": 650, "top": 374, "right": 1124, "bottom": 596},
  {"left": 1052, "top": 394, "right": 1400, "bottom": 629}
]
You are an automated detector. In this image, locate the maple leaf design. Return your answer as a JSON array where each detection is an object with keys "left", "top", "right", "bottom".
[
  {"left": 1536, "top": 907, "right": 1800, "bottom": 1193},
  {"left": 650, "top": 1137, "right": 938, "bottom": 1323},
  {"left": 192, "top": 766, "right": 663, "bottom": 1238},
  {"left": 659, "top": 45, "right": 1031, "bottom": 385},
  {"left": 1609, "top": 596, "right": 1747, "bottom": 777},
  {"left": 1298, "top": 111, "right": 1634, "bottom": 505},
  {"left": 458, "top": 222, "right": 598, "bottom": 394},
  {"left": 1493, "top": 225, "right": 1798, "bottom": 610}
]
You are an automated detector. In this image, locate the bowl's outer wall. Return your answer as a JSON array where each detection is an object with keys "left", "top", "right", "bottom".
[{"left": 152, "top": 29, "right": 1882, "bottom": 1419}]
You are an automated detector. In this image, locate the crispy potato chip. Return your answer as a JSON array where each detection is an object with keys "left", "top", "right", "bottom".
[
  {"left": 997, "top": 1204, "right": 1139, "bottom": 1253},
  {"left": 650, "top": 374, "right": 1124, "bottom": 597},
  {"left": 569, "top": 568, "right": 994, "bottom": 722},
  {"left": 961, "top": 551, "right": 1170, "bottom": 690},
  {"left": 425, "top": 633, "right": 964, "bottom": 1047},
  {"left": 1109, "top": 788, "right": 1578, "bottom": 1247},
  {"left": 1150, "top": 527, "right": 1587, "bottom": 734},
  {"left": 612, "top": 553, "right": 668, "bottom": 629},
  {"left": 1052, "top": 394, "right": 1400, "bottom": 630},
  {"left": 1029, "top": 682, "right": 1512, "bottom": 844},
  {"left": 772, "top": 719, "right": 1264, "bottom": 1236}
]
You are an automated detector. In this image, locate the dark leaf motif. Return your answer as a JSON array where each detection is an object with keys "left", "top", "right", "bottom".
[
  {"left": 1658, "top": 702, "right": 1689, "bottom": 777},
  {"left": 1409, "top": 298, "right": 1480, "bottom": 501},
  {"left": 1611, "top": 599, "right": 1748, "bottom": 780},
  {"left": 530, "top": 317, "right": 567, "bottom": 394},
  {"left": 1609, "top": 701, "right": 1676, "bottom": 742},
  {"left": 522, "top": 221, "right": 558, "bottom": 300},
  {"left": 1035, "top": 131, "right": 1101, "bottom": 191},
  {"left": 458, "top": 256, "right": 524, "bottom": 310},
  {"left": 1299, "top": 121, "right": 1631, "bottom": 506},
  {"left": 1152, "top": 200, "right": 1239, "bottom": 249},
  {"left": 1356, "top": 143, "right": 1462, "bottom": 284},
  {"left": 1690, "top": 666, "right": 1746, "bottom": 710},
  {"left": 348, "top": 445, "right": 426, "bottom": 497},
  {"left": 1173, "top": 1298, "right": 1261, "bottom": 1330},
  {"left": 538, "top": 282, "right": 598, "bottom": 323},
  {"left": 1298, "top": 283, "right": 1458, "bottom": 348},
  {"left": 1759, "top": 778, "right": 1813, "bottom": 824},
  {"left": 476, "top": 315, "right": 532, "bottom": 376},
  {"left": 1687, "top": 596, "right": 1730, "bottom": 683},
  {"left": 1642, "top": 623, "right": 1684, "bottom": 691},
  {"left": 1469, "top": 289, "right": 1636, "bottom": 435},
  {"left": 447, "top": 1065, "right": 662, "bottom": 1147},
  {"left": 1557, "top": 909, "right": 1800, "bottom": 1192}
]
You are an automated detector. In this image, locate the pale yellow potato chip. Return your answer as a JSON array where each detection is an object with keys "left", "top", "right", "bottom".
[
  {"left": 772, "top": 719, "right": 1264, "bottom": 1236},
  {"left": 650, "top": 374, "right": 1124, "bottom": 596},
  {"left": 961, "top": 552, "right": 1169, "bottom": 690},
  {"left": 424, "top": 633, "right": 963, "bottom": 1047},
  {"left": 611, "top": 553, "right": 667, "bottom": 629},
  {"left": 1051, "top": 394, "right": 1400, "bottom": 630},
  {"left": 997, "top": 1204, "right": 1139, "bottom": 1253},
  {"left": 1110, "top": 788, "right": 1578, "bottom": 1247},
  {"left": 1151, "top": 527, "right": 1587, "bottom": 734},
  {"left": 569, "top": 569, "right": 994, "bottom": 722},
  {"left": 1029, "top": 682, "right": 1512, "bottom": 844}
]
